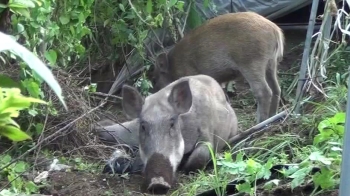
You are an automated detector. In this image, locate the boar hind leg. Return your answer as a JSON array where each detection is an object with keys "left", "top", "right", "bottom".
[
  {"left": 266, "top": 60, "right": 281, "bottom": 118},
  {"left": 239, "top": 62, "right": 273, "bottom": 123},
  {"left": 183, "top": 144, "right": 211, "bottom": 174}
]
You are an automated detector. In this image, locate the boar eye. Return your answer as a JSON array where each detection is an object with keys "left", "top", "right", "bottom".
[
  {"left": 140, "top": 121, "right": 147, "bottom": 131},
  {"left": 170, "top": 117, "right": 176, "bottom": 128}
]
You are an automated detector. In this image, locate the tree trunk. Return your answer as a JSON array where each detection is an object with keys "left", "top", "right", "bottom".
[{"left": 0, "top": 0, "right": 11, "bottom": 33}]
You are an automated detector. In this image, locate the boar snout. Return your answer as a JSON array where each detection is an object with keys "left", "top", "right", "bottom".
[{"left": 142, "top": 153, "right": 174, "bottom": 195}]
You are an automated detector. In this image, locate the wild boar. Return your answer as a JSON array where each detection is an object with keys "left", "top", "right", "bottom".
[
  {"left": 122, "top": 74, "right": 238, "bottom": 194},
  {"left": 152, "top": 11, "right": 285, "bottom": 123}
]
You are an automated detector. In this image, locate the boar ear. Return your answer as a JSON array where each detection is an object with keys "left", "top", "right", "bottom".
[
  {"left": 156, "top": 53, "right": 169, "bottom": 73},
  {"left": 122, "top": 85, "right": 144, "bottom": 119},
  {"left": 168, "top": 80, "right": 192, "bottom": 114}
]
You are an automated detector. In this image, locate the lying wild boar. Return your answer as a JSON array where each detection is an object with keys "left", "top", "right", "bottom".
[
  {"left": 122, "top": 74, "right": 238, "bottom": 194},
  {"left": 152, "top": 11, "right": 285, "bottom": 123}
]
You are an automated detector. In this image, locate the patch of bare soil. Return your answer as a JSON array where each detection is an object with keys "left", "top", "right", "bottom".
[
  {"left": 40, "top": 170, "right": 339, "bottom": 196},
  {"left": 40, "top": 170, "right": 188, "bottom": 196},
  {"left": 254, "top": 183, "right": 338, "bottom": 196},
  {"left": 41, "top": 171, "right": 145, "bottom": 196}
]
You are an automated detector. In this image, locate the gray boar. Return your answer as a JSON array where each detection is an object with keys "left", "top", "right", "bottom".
[
  {"left": 152, "top": 11, "right": 285, "bottom": 123},
  {"left": 122, "top": 75, "right": 238, "bottom": 194}
]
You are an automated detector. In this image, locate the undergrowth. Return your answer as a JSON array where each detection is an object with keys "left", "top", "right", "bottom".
[
  {"left": 173, "top": 73, "right": 347, "bottom": 195},
  {"left": 172, "top": 1, "right": 350, "bottom": 194},
  {"left": 0, "top": 0, "right": 349, "bottom": 195}
]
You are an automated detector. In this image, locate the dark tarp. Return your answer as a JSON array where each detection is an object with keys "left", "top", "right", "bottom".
[{"left": 195, "top": 0, "right": 313, "bottom": 20}]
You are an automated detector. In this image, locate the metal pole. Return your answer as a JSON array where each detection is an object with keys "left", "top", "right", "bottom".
[
  {"left": 339, "top": 67, "right": 350, "bottom": 196},
  {"left": 294, "top": 0, "right": 320, "bottom": 114}
]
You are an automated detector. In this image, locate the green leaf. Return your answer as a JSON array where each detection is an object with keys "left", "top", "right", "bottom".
[
  {"left": 9, "top": 0, "right": 36, "bottom": 8},
  {"left": 33, "top": 0, "right": 42, "bottom": 6},
  {"left": 21, "top": 79, "right": 41, "bottom": 98},
  {"left": 0, "top": 75, "right": 20, "bottom": 88},
  {"left": 224, "top": 151, "right": 232, "bottom": 162},
  {"left": 154, "top": 14, "right": 164, "bottom": 27},
  {"left": 0, "top": 125, "right": 32, "bottom": 141},
  {"left": 25, "top": 181, "right": 39, "bottom": 193},
  {"left": 309, "top": 151, "right": 332, "bottom": 165},
  {"left": 119, "top": 4, "right": 125, "bottom": 12},
  {"left": 236, "top": 182, "right": 251, "bottom": 194},
  {"left": 313, "top": 167, "right": 335, "bottom": 190},
  {"left": 59, "top": 15, "right": 70, "bottom": 24},
  {"left": 169, "top": 0, "right": 177, "bottom": 8},
  {"left": 334, "top": 125, "right": 345, "bottom": 135},
  {"left": 263, "top": 179, "right": 280, "bottom": 190},
  {"left": 333, "top": 112, "right": 346, "bottom": 124},
  {"left": 78, "top": 12, "right": 85, "bottom": 23},
  {"left": 103, "top": 19, "right": 110, "bottom": 27},
  {"left": 318, "top": 119, "right": 331, "bottom": 132},
  {"left": 291, "top": 175, "right": 305, "bottom": 190},
  {"left": 1, "top": 154, "right": 12, "bottom": 164},
  {"left": 14, "top": 161, "right": 27, "bottom": 173},
  {"left": 35, "top": 123, "right": 44, "bottom": 135},
  {"left": 0, "top": 3, "right": 8, "bottom": 8},
  {"left": 28, "top": 109, "right": 38, "bottom": 116},
  {"left": 0, "top": 113, "right": 12, "bottom": 123},
  {"left": 289, "top": 167, "right": 312, "bottom": 190},
  {"left": 7, "top": 118, "right": 21, "bottom": 128},
  {"left": 44, "top": 49, "right": 57, "bottom": 66},
  {"left": 16, "top": 23, "right": 24, "bottom": 33},
  {"left": 0, "top": 88, "right": 47, "bottom": 114},
  {"left": 0, "top": 32, "right": 67, "bottom": 109},
  {"left": 187, "top": 5, "right": 203, "bottom": 29},
  {"left": 246, "top": 159, "right": 258, "bottom": 174},
  {"left": 146, "top": 0, "right": 153, "bottom": 14},
  {"left": 331, "top": 146, "right": 342, "bottom": 152},
  {"left": 204, "top": 0, "right": 210, "bottom": 8},
  {"left": 236, "top": 152, "right": 244, "bottom": 162},
  {"left": 175, "top": 1, "right": 184, "bottom": 11},
  {"left": 219, "top": 161, "right": 246, "bottom": 175},
  {"left": 10, "top": 7, "right": 30, "bottom": 18}
]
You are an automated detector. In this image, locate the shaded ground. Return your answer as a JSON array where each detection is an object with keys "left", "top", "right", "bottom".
[
  {"left": 40, "top": 170, "right": 339, "bottom": 196},
  {"left": 41, "top": 171, "right": 145, "bottom": 196},
  {"left": 9, "top": 29, "right": 327, "bottom": 196}
]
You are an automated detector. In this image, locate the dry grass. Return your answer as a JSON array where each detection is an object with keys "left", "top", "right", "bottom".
[{"left": 0, "top": 63, "right": 128, "bottom": 164}]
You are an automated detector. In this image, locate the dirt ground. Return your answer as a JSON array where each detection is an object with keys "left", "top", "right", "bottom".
[
  {"left": 40, "top": 171, "right": 340, "bottom": 196},
  {"left": 41, "top": 171, "right": 146, "bottom": 196},
  {"left": 23, "top": 29, "right": 339, "bottom": 196}
]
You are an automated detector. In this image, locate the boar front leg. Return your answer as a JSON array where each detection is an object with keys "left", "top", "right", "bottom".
[{"left": 182, "top": 144, "right": 211, "bottom": 174}]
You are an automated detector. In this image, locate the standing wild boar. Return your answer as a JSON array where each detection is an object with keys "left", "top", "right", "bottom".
[
  {"left": 152, "top": 11, "right": 285, "bottom": 123},
  {"left": 122, "top": 74, "right": 238, "bottom": 194}
]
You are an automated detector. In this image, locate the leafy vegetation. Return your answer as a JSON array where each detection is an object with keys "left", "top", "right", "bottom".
[{"left": 0, "top": 0, "right": 348, "bottom": 195}]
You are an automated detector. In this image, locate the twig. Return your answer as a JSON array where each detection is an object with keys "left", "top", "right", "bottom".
[
  {"left": 229, "top": 110, "right": 290, "bottom": 145},
  {"left": 181, "top": 1, "right": 192, "bottom": 34},
  {"left": 175, "top": 18, "right": 184, "bottom": 39},
  {"left": 127, "top": 0, "right": 152, "bottom": 26},
  {"left": 64, "top": 144, "right": 135, "bottom": 156},
  {"left": 0, "top": 103, "right": 105, "bottom": 172},
  {"left": 33, "top": 98, "right": 50, "bottom": 173},
  {"left": 150, "top": 27, "right": 165, "bottom": 50}
]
